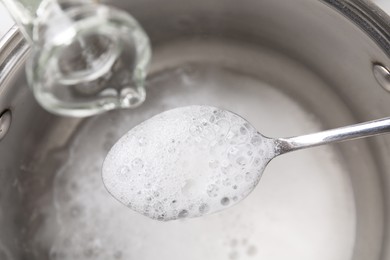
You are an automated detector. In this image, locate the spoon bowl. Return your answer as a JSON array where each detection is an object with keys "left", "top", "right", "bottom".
[{"left": 102, "top": 106, "right": 275, "bottom": 220}]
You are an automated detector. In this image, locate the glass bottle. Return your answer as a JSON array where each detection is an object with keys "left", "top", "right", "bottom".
[{"left": 1, "top": 0, "right": 151, "bottom": 117}]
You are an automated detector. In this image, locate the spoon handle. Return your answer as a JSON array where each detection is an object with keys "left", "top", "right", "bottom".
[{"left": 275, "top": 117, "right": 390, "bottom": 155}]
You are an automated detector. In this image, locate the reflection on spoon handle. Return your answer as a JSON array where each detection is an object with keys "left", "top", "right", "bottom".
[{"left": 275, "top": 117, "right": 390, "bottom": 155}]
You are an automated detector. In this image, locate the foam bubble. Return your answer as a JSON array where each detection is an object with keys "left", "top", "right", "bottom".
[
  {"left": 131, "top": 158, "right": 144, "bottom": 170},
  {"left": 221, "top": 197, "right": 230, "bottom": 206},
  {"left": 207, "top": 184, "right": 220, "bottom": 197},
  {"left": 199, "top": 203, "right": 210, "bottom": 213},
  {"left": 178, "top": 209, "right": 189, "bottom": 218},
  {"left": 102, "top": 106, "right": 274, "bottom": 220}
]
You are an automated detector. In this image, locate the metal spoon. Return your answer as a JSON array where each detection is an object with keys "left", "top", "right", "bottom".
[{"left": 102, "top": 105, "right": 390, "bottom": 221}]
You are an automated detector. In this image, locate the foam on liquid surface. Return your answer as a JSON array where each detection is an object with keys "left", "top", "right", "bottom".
[{"left": 102, "top": 106, "right": 274, "bottom": 220}]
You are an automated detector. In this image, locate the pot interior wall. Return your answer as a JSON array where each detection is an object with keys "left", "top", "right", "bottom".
[{"left": 1, "top": 0, "right": 390, "bottom": 259}]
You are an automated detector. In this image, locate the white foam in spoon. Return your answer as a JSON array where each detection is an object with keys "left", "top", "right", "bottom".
[
  {"left": 103, "top": 105, "right": 390, "bottom": 221},
  {"left": 102, "top": 105, "right": 274, "bottom": 221}
]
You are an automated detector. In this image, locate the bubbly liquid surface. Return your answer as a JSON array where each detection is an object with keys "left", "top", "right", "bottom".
[{"left": 102, "top": 106, "right": 274, "bottom": 220}]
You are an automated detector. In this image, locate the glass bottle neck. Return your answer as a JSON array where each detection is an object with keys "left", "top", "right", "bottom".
[{"left": 1, "top": 0, "right": 94, "bottom": 43}]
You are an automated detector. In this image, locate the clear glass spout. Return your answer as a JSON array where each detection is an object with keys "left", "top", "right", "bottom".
[{"left": 1, "top": 0, "right": 151, "bottom": 117}]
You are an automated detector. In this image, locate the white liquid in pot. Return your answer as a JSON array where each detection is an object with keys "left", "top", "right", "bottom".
[{"left": 34, "top": 62, "right": 355, "bottom": 260}]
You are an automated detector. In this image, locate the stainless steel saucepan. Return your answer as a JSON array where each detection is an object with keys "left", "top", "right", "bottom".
[{"left": 1, "top": 0, "right": 390, "bottom": 259}]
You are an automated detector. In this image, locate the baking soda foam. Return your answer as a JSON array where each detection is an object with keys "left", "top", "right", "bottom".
[{"left": 102, "top": 106, "right": 274, "bottom": 221}]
